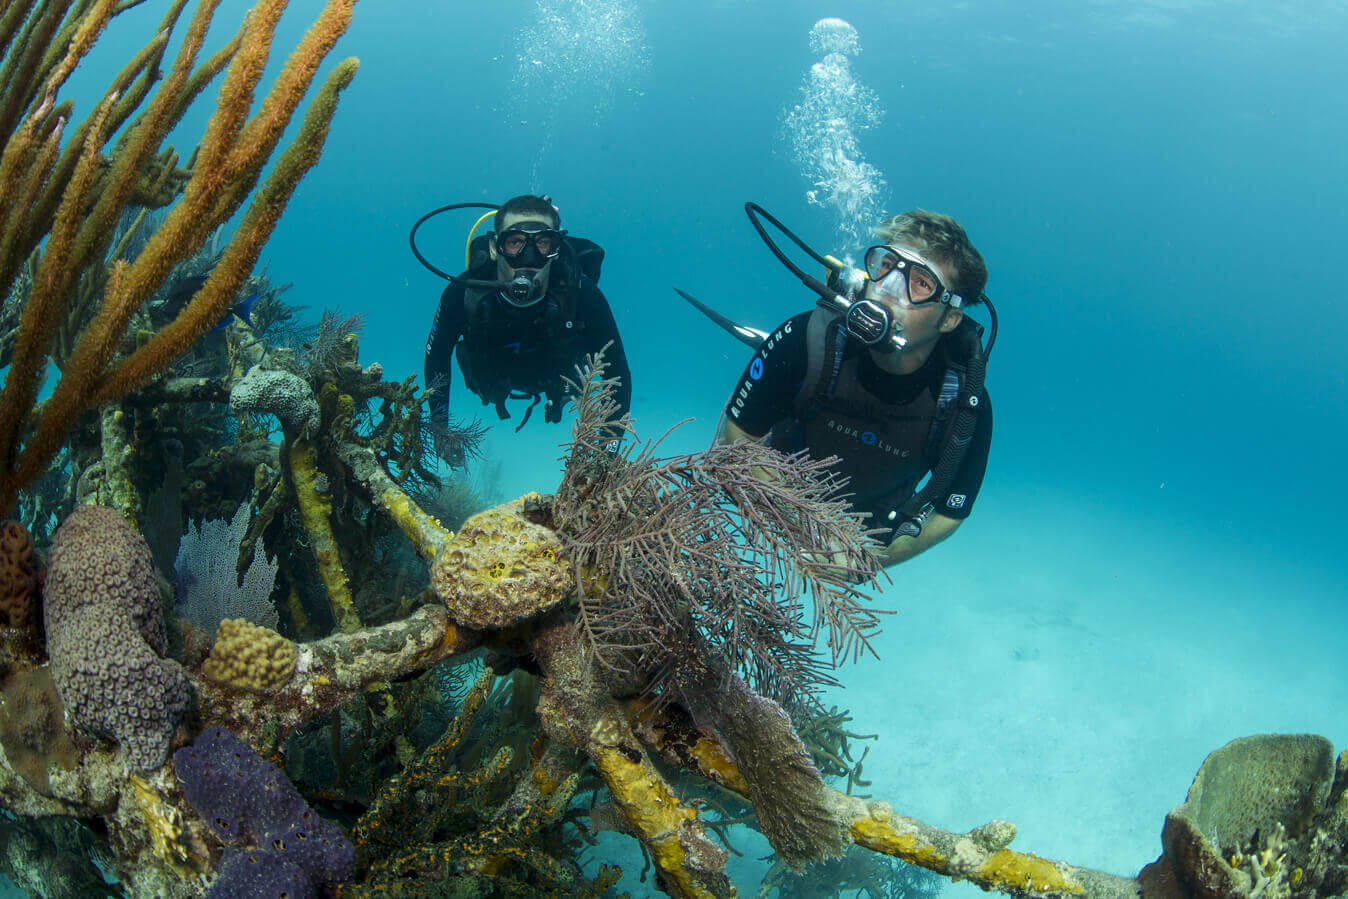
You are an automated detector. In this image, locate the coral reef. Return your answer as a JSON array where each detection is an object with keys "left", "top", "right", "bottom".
[
  {"left": 43, "top": 505, "right": 191, "bottom": 772},
  {"left": 0, "top": 22, "right": 1340, "bottom": 884},
  {"left": 200, "top": 619, "right": 297, "bottom": 693},
  {"left": 173, "top": 726, "right": 355, "bottom": 895}
]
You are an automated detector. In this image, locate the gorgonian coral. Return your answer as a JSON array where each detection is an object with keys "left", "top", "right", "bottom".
[{"left": 552, "top": 353, "right": 885, "bottom": 715}]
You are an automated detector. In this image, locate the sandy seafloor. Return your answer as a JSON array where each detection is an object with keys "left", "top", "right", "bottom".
[{"left": 5, "top": 0, "right": 1347, "bottom": 895}]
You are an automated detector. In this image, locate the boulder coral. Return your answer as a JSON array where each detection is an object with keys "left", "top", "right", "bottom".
[
  {"left": 431, "top": 494, "right": 573, "bottom": 629},
  {"left": 43, "top": 505, "right": 192, "bottom": 773},
  {"left": 200, "top": 619, "right": 297, "bottom": 693}
]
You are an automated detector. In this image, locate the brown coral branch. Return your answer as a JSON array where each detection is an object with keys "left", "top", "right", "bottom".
[
  {"left": 0, "top": 0, "right": 359, "bottom": 516},
  {"left": 90, "top": 55, "right": 360, "bottom": 403},
  {"left": 0, "top": 87, "right": 117, "bottom": 486}
]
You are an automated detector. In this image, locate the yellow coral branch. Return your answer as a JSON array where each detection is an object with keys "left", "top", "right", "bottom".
[
  {"left": 530, "top": 622, "right": 732, "bottom": 898},
  {"left": 287, "top": 437, "right": 362, "bottom": 633},
  {"left": 333, "top": 438, "right": 452, "bottom": 562},
  {"left": 624, "top": 699, "right": 1142, "bottom": 898}
]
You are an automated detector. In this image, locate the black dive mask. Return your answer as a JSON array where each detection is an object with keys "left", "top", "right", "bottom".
[{"left": 494, "top": 222, "right": 563, "bottom": 271}]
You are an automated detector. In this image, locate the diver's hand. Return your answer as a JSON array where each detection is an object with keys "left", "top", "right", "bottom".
[{"left": 805, "top": 533, "right": 876, "bottom": 585}]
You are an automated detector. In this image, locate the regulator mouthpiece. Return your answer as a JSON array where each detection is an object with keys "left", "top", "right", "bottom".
[{"left": 845, "top": 300, "right": 892, "bottom": 346}]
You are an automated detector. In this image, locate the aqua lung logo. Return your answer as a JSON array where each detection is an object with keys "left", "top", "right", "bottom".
[
  {"left": 730, "top": 321, "right": 792, "bottom": 419},
  {"left": 826, "top": 419, "right": 910, "bottom": 458},
  {"left": 946, "top": 494, "right": 966, "bottom": 509}
]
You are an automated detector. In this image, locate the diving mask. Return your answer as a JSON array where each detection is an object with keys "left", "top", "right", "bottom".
[
  {"left": 863, "top": 245, "right": 964, "bottom": 308},
  {"left": 494, "top": 221, "right": 564, "bottom": 270}
]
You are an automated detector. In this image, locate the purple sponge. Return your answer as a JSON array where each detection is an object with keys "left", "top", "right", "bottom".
[
  {"left": 210, "top": 849, "right": 311, "bottom": 899},
  {"left": 174, "top": 727, "right": 355, "bottom": 895}
]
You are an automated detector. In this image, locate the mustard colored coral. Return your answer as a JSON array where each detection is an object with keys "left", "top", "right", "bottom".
[
  {"left": 430, "top": 494, "right": 573, "bottom": 629},
  {"left": 201, "top": 618, "right": 298, "bottom": 692}
]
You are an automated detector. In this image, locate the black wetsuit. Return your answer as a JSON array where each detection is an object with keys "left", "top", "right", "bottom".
[
  {"left": 726, "top": 310, "right": 992, "bottom": 534},
  {"left": 424, "top": 258, "right": 632, "bottom": 427}
]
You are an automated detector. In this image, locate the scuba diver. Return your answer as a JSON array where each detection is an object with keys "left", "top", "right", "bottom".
[
  {"left": 708, "top": 206, "right": 994, "bottom": 571},
  {"left": 420, "top": 194, "right": 632, "bottom": 441}
]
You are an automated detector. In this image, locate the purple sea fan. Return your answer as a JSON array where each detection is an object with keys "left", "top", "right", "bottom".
[{"left": 173, "top": 501, "right": 278, "bottom": 635}]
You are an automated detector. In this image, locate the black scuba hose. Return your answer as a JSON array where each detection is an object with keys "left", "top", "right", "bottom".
[
  {"left": 409, "top": 201, "right": 499, "bottom": 281},
  {"left": 744, "top": 202, "right": 839, "bottom": 299}
]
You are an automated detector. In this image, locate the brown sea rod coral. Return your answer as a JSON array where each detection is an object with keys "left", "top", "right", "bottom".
[{"left": 0, "top": 0, "right": 361, "bottom": 517}]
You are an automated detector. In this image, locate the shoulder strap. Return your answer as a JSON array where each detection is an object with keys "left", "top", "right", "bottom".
[{"left": 793, "top": 308, "right": 847, "bottom": 418}]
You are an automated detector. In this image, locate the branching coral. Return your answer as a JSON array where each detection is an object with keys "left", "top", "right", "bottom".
[
  {"left": 553, "top": 352, "right": 886, "bottom": 716},
  {"left": 0, "top": 0, "right": 361, "bottom": 516}
]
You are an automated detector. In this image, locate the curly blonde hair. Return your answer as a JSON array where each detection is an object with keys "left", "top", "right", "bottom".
[{"left": 873, "top": 209, "right": 987, "bottom": 305}]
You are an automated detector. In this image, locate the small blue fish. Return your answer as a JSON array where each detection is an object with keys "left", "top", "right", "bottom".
[
  {"left": 159, "top": 274, "right": 260, "bottom": 331},
  {"left": 209, "top": 291, "right": 260, "bottom": 331}
]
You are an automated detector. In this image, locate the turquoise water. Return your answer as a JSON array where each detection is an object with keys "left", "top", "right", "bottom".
[{"left": 45, "top": 0, "right": 1348, "bottom": 895}]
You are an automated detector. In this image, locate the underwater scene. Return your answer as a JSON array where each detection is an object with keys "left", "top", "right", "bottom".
[{"left": 0, "top": 0, "right": 1345, "bottom": 896}]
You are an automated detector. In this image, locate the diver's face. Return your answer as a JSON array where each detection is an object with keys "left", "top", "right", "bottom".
[
  {"left": 865, "top": 247, "right": 963, "bottom": 356},
  {"left": 493, "top": 212, "right": 558, "bottom": 284}
]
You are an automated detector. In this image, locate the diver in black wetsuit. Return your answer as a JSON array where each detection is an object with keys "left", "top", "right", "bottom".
[
  {"left": 719, "top": 209, "right": 993, "bottom": 570},
  {"left": 423, "top": 194, "right": 632, "bottom": 438}
]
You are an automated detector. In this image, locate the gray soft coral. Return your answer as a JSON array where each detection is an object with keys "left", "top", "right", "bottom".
[{"left": 44, "top": 505, "right": 192, "bottom": 772}]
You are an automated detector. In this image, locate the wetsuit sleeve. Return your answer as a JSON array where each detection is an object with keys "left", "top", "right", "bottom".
[
  {"left": 578, "top": 283, "right": 632, "bottom": 419},
  {"left": 723, "top": 312, "right": 811, "bottom": 437},
  {"left": 938, "top": 390, "right": 992, "bottom": 520},
  {"left": 424, "top": 281, "right": 467, "bottom": 426}
]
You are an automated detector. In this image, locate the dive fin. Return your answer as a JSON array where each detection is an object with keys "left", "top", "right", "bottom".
[{"left": 674, "top": 288, "right": 768, "bottom": 350}]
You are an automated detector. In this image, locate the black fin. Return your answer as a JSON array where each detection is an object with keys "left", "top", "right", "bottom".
[{"left": 674, "top": 288, "right": 769, "bottom": 349}]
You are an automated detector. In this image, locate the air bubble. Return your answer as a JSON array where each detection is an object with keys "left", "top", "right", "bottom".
[{"left": 781, "top": 18, "right": 888, "bottom": 252}]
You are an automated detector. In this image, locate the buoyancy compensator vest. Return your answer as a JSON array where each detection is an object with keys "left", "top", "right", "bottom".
[{"left": 773, "top": 306, "right": 986, "bottom": 541}]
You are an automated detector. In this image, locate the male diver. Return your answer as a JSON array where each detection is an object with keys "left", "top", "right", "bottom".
[
  {"left": 718, "top": 209, "right": 993, "bottom": 569},
  {"left": 423, "top": 194, "right": 632, "bottom": 436}
]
